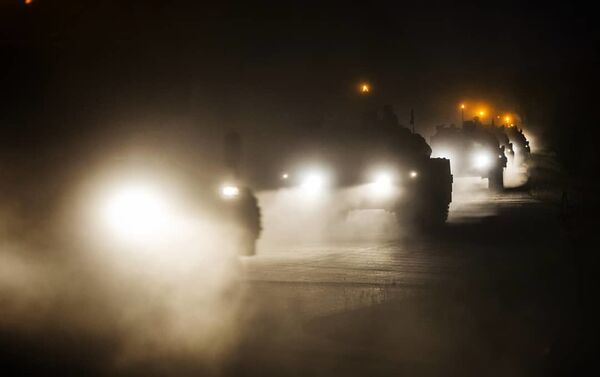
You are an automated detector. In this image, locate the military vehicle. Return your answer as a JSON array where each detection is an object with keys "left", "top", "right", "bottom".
[
  {"left": 430, "top": 117, "right": 507, "bottom": 190},
  {"left": 91, "top": 131, "right": 262, "bottom": 256},
  {"left": 506, "top": 125, "right": 531, "bottom": 160},
  {"left": 262, "top": 105, "right": 453, "bottom": 229},
  {"left": 490, "top": 123, "right": 515, "bottom": 161},
  {"left": 1, "top": 131, "right": 262, "bottom": 256},
  {"left": 2, "top": 4, "right": 261, "bottom": 255}
]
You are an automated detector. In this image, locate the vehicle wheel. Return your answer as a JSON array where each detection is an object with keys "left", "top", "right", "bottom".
[
  {"left": 419, "top": 201, "right": 449, "bottom": 229},
  {"left": 235, "top": 188, "right": 262, "bottom": 256},
  {"left": 488, "top": 167, "right": 504, "bottom": 191},
  {"left": 395, "top": 200, "right": 448, "bottom": 232}
]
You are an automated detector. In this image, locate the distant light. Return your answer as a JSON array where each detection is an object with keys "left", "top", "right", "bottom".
[
  {"left": 281, "top": 173, "right": 289, "bottom": 180},
  {"left": 479, "top": 110, "right": 485, "bottom": 117},
  {"left": 460, "top": 104, "right": 465, "bottom": 109},
  {"left": 220, "top": 184, "right": 240, "bottom": 199},
  {"left": 24, "top": 0, "right": 34, "bottom": 5},
  {"left": 409, "top": 170, "right": 418, "bottom": 179},
  {"left": 505, "top": 116, "right": 511, "bottom": 123},
  {"left": 360, "top": 83, "right": 370, "bottom": 93}
]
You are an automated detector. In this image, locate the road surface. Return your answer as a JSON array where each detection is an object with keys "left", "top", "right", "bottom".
[
  {"left": 229, "top": 184, "right": 571, "bottom": 376},
  {"left": 0, "top": 181, "right": 575, "bottom": 376}
]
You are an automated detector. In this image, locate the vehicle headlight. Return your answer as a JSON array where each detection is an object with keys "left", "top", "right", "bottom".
[
  {"left": 301, "top": 173, "right": 324, "bottom": 193},
  {"left": 101, "top": 183, "right": 171, "bottom": 242},
  {"left": 220, "top": 184, "right": 240, "bottom": 199},
  {"left": 369, "top": 171, "right": 394, "bottom": 196},
  {"left": 473, "top": 152, "right": 493, "bottom": 169}
]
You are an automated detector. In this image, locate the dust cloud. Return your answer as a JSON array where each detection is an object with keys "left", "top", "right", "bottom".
[
  {"left": 257, "top": 170, "right": 530, "bottom": 245},
  {"left": 257, "top": 187, "right": 401, "bottom": 246},
  {"left": 504, "top": 154, "right": 530, "bottom": 188},
  {"left": 0, "top": 158, "right": 533, "bottom": 375},
  {"left": 0, "top": 203, "right": 247, "bottom": 375}
]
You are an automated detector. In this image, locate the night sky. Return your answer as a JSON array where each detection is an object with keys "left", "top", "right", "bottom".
[{"left": 1, "top": 0, "right": 598, "bottom": 176}]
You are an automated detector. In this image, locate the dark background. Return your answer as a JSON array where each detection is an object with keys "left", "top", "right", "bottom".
[{"left": 1, "top": 0, "right": 598, "bottom": 177}]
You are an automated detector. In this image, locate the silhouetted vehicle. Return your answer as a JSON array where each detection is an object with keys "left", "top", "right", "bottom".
[
  {"left": 430, "top": 118, "right": 506, "bottom": 190},
  {"left": 1, "top": 132, "right": 261, "bottom": 256},
  {"left": 506, "top": 126, "right": 531, "bottom": 160},
  {"left": 2, "top": 4, "right": 261, "bottom": 255},
  {"left": 267, "top": 106, "right": 453, "bottom": 229},
  {"left": 490, "top": 124, "right": 515, "bottom": 160},
  {"left": 219, "top": 131, "right": 262, "bottom": 255},
  {"left": 489, "top": 120, "right": 531, "bottom": 165}
]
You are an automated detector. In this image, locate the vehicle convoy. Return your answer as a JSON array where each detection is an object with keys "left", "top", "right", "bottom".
[
  {"left": 505, "top": 125, "right": 531, "bottom": 160},
  {"left": 489, "top": 116, "right": 531, "bottom": 164},
  {"left": 260, "top": 105, "right": 453, "bottom": 228},
  {"left": 430, "top": 117, "right": 507, "bottom": 190}
]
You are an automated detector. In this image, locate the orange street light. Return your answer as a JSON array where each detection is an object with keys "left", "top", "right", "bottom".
[{"left": 360, "top": 83, "right": 370, "bottom": 93}]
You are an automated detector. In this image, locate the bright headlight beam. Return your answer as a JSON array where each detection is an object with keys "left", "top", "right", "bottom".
[
  {"left": 473, "top": 152, "right": 493, "bottom": 169},
  {"left": 301, "top": 173, "right": 324, "bottom": 193},
  {"left": 370, "top": 172, "right": 394, "bottom": 196},
  {"left": 374, "top": 172, "right": 392, "bottom": 186},
  {"left": 102, "top": 184, "right": 170, "bottom": 241},
  {"left": 220, "top": 184, "right": 240, "bottom": 199}
]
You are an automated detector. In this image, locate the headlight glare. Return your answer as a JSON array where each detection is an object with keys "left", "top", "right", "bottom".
[
  {"left": 220, "top": 184, "right": 240, "bottom": 199},
  {"left": 301, "top": 173, "right": 324, "bottom": 193},
  {"left": 369, "top": 171, "right": 394, "bottom": 196},
  {"left": 473, "top": 152, "right": 493, "bottom": 169}
]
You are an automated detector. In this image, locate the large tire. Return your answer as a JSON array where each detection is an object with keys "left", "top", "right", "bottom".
[
  {"left": 415, "top": 200, "right": 449, "bottom": 230},
  {"left": 394, "top": 205, "right": 446, "bottom": 232},
  {"left": 234, "top": 188, "right": 262, "bottom": 256},
  {"left": 488, "top": 167, "right": 504, "bottom": 191},
  {"left": 394, "top": 194, "right": 449, "bottom": 232}
]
